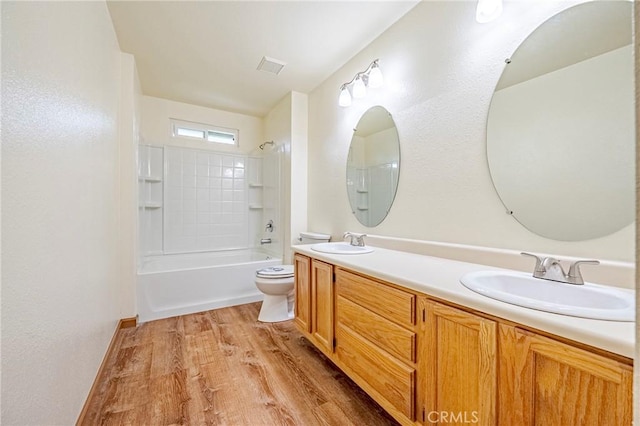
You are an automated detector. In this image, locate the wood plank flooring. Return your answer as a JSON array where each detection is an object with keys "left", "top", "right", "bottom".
[{"left": 82, "top": 302, "right": 399, "bottom": 425}]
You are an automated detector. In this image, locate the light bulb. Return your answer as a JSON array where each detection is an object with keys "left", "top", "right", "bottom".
[
  {"left": 352, "top": 76, "right": 366, "bottom": 99},
  {"left": 368, "top": 65, "right": 383, "bottom": 88},
  {"left": 476, "top": 0, "right": 503, "bottom": 23},
  {"left": 338, "top": 86, "right": 351, "bottom": 107}
]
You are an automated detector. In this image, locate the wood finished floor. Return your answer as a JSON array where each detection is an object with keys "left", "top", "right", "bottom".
[{"left": 82, "top": 302, "right": 398, "bottom": 425}]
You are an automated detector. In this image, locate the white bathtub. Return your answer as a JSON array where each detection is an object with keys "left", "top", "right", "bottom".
[{"left": 137, "top": 249, "right": 282, "bottom": 322}]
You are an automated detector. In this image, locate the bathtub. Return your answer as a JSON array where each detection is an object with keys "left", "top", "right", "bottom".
[{"left": 137, "top": 249, "right": 282, "bottom": 322}]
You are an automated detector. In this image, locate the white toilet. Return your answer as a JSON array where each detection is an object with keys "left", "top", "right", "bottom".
[{"left": 255, "top": 231, "right": 331, "bottom": 322}]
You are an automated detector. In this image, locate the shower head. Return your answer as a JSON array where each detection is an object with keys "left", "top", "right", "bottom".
[{"left": 259, "top": 141, "right": 275, "bottom": 150}]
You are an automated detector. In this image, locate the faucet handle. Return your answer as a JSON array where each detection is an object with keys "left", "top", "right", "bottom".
[
  {"left": 567, "top": 259, "right": 600, "bottom": 285},
  {"left": 343, "top": 232, "right": 366, "bottom": 246},
  {"left": 521, "top": 252, "right": 544, "bottom": 272},
  {"left": 343, "top": 232, "right": 356, "bottom": 245}
]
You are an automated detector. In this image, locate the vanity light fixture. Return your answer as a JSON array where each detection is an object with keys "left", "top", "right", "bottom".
[
  {"left": 352, "top": 76, "right": 367, "bottom": 99},
  {"left": 476, "top": 0, "right": 503, "bottom": 23},
  {"left": 338, "top": 59, "right": 383, "bottom": 107}
]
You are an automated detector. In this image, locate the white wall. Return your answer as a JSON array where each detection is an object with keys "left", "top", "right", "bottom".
[
  {"left": 119, "top": 53, "right": 142, "bottom": 317},
  {"left": 634, "top": 1, "right": 640, "bottom": 421},
  {"left": 264, "top": 91, "right": 308, "bottom": 263},
  {"left": 264, "top": 94, "right": 293, "bottom": 260},
  {"left": 2, "top": 1, "right": 125, "bottom": 424},
  {"left": 289, "top": 92, "right": 309, "bottom": 261},
  {"left": 307, "top": 0, "right": 634, "bottom": 262},
  {"left": 141, "top": 95, "right": 263, "bottom": 153}
]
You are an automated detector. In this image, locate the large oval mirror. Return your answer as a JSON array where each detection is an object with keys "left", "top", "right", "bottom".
[
  {"left": 346, "top": 106, "right": 400, "bottom": 227},
  {"left": 486, "top": 1, "right": 634, "bottom": 241}
]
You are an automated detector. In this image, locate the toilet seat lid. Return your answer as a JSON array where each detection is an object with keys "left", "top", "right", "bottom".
[{"left": 256, "top": 265, "right": 294, "bottom": 278}]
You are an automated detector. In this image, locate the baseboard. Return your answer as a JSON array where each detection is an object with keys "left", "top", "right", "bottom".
[
  {"left": 120, "top": 316, "right": 137, "bottom": 329},
  {"left": 75, "top": 316, "right": 137, "bottom": 425}
]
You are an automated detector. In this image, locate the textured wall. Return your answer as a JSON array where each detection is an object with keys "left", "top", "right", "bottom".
[
  {"left": 2, "top": 2, "right": 123, "bottom": 423},
  {"left": 634, "top": 0, "right": 639, "bottom": 420},
  {"left": 307, "top": 0, "right": 634, "bottom": 262}
]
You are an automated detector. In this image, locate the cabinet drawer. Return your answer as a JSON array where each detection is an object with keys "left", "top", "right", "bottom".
[
  {"left": 337, "top": 295, "right": 415, "bottom": 363},
  {"left": 336, "top": 323, "right": 415, "bottom": 420},
  {"left": 335, "top": 268, "right": 415, "bottom": 327}
]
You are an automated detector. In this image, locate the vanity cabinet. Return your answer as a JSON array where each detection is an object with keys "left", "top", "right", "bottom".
[
  {"left": 498, "top": 325, "right": 633, "bottom": 425},
  {"left": 293, "top": 254, "right": 334, "bottom": 355},
  {"left": 292, "top": 253, "right": 633, "bottom": 426}
]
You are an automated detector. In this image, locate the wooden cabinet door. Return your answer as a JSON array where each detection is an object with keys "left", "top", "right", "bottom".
[
  {"left": 311, "top": 260, "right": 334, "bottom": 354},
  {"left": 499, "top": 325, "right": 633, "bottom": 426},
  {"left": 293, "top": 254, "right": 311, "bottom": 333},
  {"left": 420, "top": 299, "right": 497, "bottom": 425}
]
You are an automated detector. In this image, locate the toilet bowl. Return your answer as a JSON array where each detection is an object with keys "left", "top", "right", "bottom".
[
  {"left": 255, "top": 265, "right": 295, "bottom": 322},
  {"left": 255, "top": 231, "right": 331, "bottom": 322}
]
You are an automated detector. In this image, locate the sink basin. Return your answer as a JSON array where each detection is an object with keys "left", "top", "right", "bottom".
[
  {"left": 310, "top": 242, "right": 374, "bottom": 255},
  {"left": 460, "top": 270, "right": 635, "bottom": 321}
]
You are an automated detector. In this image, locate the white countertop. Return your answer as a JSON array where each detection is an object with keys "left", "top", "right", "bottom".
[{"left": 292, "top": 244, "right": 636, "bottom": 359}]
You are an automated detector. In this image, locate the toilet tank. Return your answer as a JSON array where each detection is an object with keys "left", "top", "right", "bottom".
[{"left": 299, "top": 231, "right": 331, "bottom": 245}]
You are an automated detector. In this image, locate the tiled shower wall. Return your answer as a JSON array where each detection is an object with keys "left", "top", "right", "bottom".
[
  {"left": 369, "top": 163, "right": 399, "bottom": 226},
  {"left": 138, "top": 145, "right": 164, "bottom": 255},
  {"left": 346, "top": 163, "right": 398, "bottom": 226},
  {"left": 164, "top": 146, "right": 253, "bottom": 253},
  {"left": 346, "top": 167, "right": 369, "bottom": 225}
]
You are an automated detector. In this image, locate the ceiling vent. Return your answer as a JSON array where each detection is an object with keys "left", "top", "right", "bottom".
[{"left": 257, "top": 56, "right": 286, "bottom": 75}]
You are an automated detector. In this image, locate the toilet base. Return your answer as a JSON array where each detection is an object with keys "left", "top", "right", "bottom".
[{"left": 258, "top": 293, "right": 294, "bottom": 323}]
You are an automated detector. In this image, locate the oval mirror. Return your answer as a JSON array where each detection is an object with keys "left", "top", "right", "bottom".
[
  {"left": 486, "top": 1, "right": 634, "bottom": 241},
  {"left": 346, "top": 106, "right": 400, "bottom": 227}
]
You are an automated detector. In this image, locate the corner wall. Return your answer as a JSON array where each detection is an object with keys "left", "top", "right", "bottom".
[
  {"left": 634, "top": 0, "right": 639, "bottom": 421},
  {"left": 307, "top": 0, "right": 634, "bottom": 262},
  {"left": 1, "top": 2, "right": 125, "bottom": 423},
  {"left": 264, "top": 92, "right": 308, "bottom": 263},
  {"left": 119, "top": 53, "right": 142, "bottom": 317}
]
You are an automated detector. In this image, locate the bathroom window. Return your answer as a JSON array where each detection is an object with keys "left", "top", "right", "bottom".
[{"left": 171, "top": 119, "right": 239, "bottom": 146}]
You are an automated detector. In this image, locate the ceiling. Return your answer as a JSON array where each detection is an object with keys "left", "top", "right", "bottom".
[{"left": 107, "top": 1, "right": 419, "bottom": 117}]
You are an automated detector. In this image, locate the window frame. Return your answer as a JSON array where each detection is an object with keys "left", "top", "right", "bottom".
[{"left": 170, "top": 119, "right": 239, "bottom": 147}]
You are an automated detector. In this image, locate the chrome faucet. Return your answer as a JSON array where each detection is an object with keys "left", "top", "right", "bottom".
[
  {"left": 521, "top": 252, "right": 599, "bottom": 285},
  {"left": 265, "top": 220, "right": 274, "bottom": 232},
  {"left": 343, "top": 232, "right": 366, "bottom": 247}
]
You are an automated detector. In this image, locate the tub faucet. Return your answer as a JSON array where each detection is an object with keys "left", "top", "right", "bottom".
[
  {"left": 260, "top": 238, "right": 272, "bottom": 245},
  {"left": 521, "top": 252, "right": 599, "bottom": 285},
  {"left": 265, "top": 220, "right": 274, "bottom": 232},
  {"left": 343, "top": 232, "right": 366, "bottom": 247}
]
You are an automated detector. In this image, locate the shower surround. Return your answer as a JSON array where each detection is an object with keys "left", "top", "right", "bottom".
[{"left": 137, "top": 144, "right": 283, "bottom": 322}]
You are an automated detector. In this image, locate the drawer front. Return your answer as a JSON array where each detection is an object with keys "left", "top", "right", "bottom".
[
  {"left": 336, "top": 268, "right": 415, "bottom": 327},
  {"left": 337, "top": 295, "right": 415, "bottom": 363},
  {"left": 335, "top": 323, "right": 415, "bottom": 420}
]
